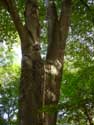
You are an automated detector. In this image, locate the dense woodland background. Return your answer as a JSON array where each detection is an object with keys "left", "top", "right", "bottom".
[{"left": 0, "top": 0, "right": 94, "bottom": 125}]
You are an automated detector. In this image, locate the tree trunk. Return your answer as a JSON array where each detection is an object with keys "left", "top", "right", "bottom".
[
  {"left": 19, "top": 58, "right": 44, "bottom": 125},
  {"left": 18, "top": 0, "right": 72, "bottom": 124},
  {"left": 19, "top": 57, "right": 63, "bottom": 125},
  {"left": 43, "top": 66, "right": 63, "bottom": 125}
]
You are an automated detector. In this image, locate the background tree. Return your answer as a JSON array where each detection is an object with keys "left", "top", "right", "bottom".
[{"left": 0, "top": 41, "right": 20, "bottom": 125}]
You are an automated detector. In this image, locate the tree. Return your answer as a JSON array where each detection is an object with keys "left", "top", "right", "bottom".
[
  {"left": 57, "top": 12, "right": 94, "bottom": 124},
  {"left": 0, "top": 65, "right": 20, "bottom": 125},
  {"left": 58, "top": 64, "right": 94, "bottom": 125},
  {"left": 0, "top": 0, "right": 72, "bottom": 125}
]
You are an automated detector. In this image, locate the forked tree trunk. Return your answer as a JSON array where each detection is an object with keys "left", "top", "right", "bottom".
[
  {"left": 1, "top": 0, "right": 72, "bottom": 125},
  {"left": 19, "top": 1, "right": 72, "bottom": 124}
]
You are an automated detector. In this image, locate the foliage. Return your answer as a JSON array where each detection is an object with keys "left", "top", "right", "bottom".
[
  {"left": 57, "top": 40, "right": 94, "bottom": 124},
  {"left": 0, "top": 64, "right": 20, "bottom": 125},
  {"left": 0, "top": 43, "right": 20, "bottom": 125}
]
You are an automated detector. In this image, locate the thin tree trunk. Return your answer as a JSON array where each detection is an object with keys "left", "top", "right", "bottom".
[{"left": 84, "top": 106, "right": 93, "bottom": 125}]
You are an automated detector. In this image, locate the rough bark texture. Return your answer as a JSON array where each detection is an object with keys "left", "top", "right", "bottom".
[{"left": 0, "top": 0, "right": 72, "bottom": 125}]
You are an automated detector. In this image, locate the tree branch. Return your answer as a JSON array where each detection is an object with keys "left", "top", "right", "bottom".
[
  {"left": 0, "top": 0, "right": 25, "bottom": 41},
  {"left": 24, "top": 0, "right": 41, "bottom": 61},
  {"left": 59, "top": 0, "right": 72, "bottom": 48},
  {"left": 25, "top": 0, "right": 40, "bottom": 44},
  {"left": 46, "top": 0, "right": 58, "bottom": 60},
  {"left": 46, "top": 0, "right": 72, "bottom": 66}
]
